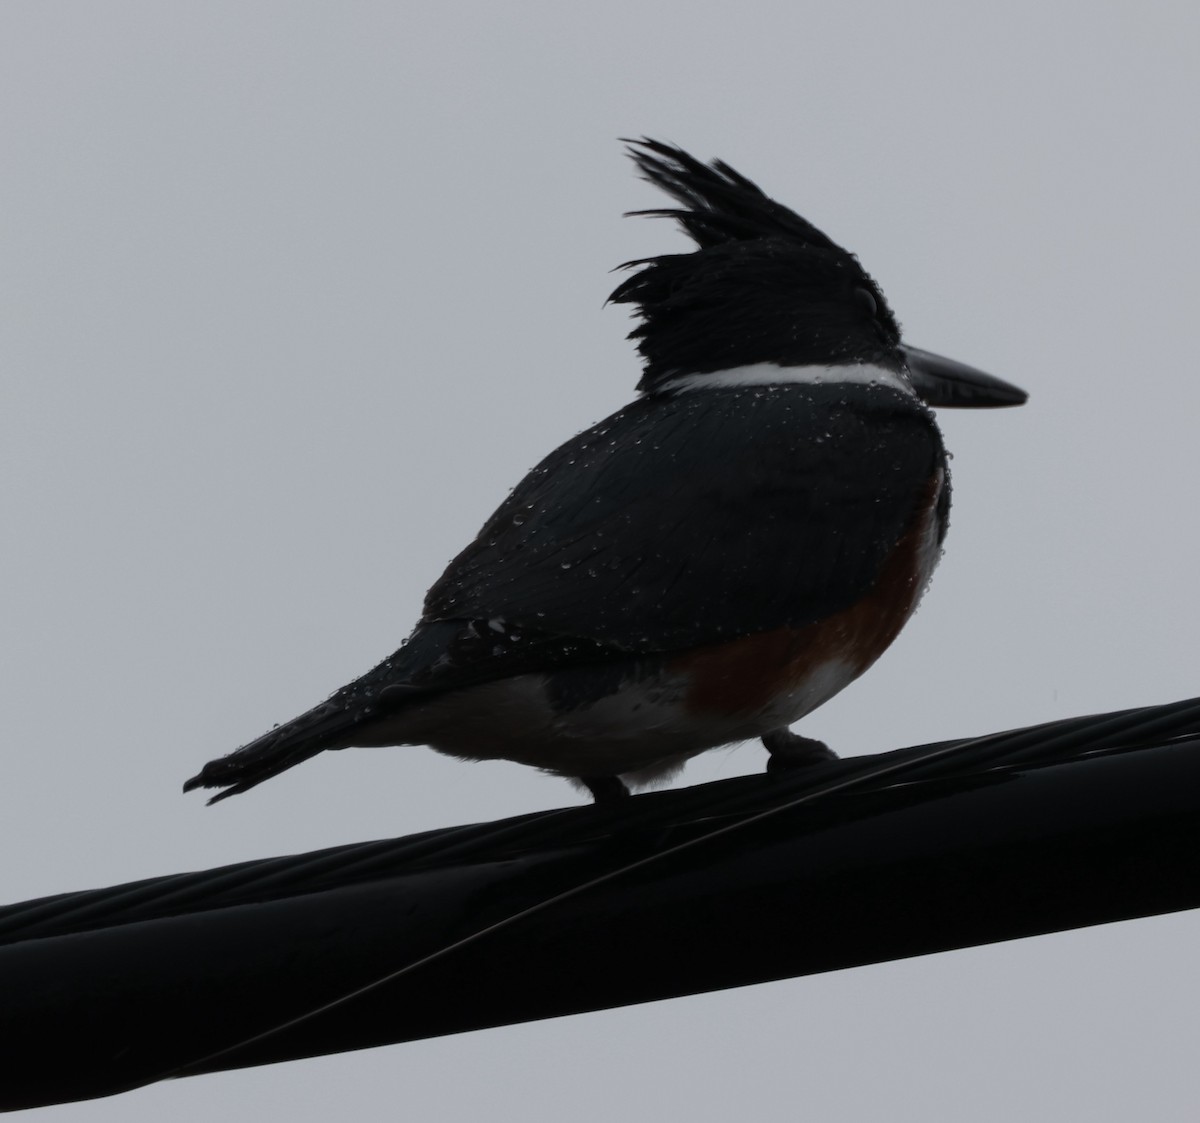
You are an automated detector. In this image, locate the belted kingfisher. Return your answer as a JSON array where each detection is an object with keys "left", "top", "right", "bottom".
[{"left": 185, "top": 138, "right": 1026, "bottom": 805}]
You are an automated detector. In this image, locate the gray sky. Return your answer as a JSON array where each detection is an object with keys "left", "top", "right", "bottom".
[{"left": 4, "top": 2, "right": 1200, "bottom": 1119}]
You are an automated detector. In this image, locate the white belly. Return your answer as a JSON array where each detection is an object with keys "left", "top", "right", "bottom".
[{"left": 351, "top": 654, "right": 862, "bottom": 787}]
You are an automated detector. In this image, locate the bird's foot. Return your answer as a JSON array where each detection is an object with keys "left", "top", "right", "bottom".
[
  {"left": 580, "top": 775, "right": 631, "bottom": 802},
  {"left": 762, "top": 728, "right": 838, "bottom": 773}
]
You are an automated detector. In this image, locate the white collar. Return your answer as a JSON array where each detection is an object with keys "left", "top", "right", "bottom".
[{"left": 659, "top": 362, "right": 914, "bottom": 397}]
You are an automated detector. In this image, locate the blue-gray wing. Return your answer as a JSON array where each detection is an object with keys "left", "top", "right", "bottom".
[{"left": 418, "top": 384, "right": 944, "bottom": 666}]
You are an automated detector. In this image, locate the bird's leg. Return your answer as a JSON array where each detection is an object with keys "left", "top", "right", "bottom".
[
  {"left": 580, "top": 775, "right": 632, "bottom": 802},
  {"left": 762, "top": 727, "right": 838, "bottom": 773}
]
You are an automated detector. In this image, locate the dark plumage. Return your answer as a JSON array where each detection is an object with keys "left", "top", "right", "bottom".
[{"left": 610, "top": 139, "right": 901, "bottom": 389}]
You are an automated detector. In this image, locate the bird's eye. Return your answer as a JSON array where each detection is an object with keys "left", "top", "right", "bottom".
[{"left": 854, "top": 286, "right": 878, "bottom": 318}]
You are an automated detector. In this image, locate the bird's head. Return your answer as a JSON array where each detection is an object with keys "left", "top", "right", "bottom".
[{"left": 610, "top": 138, "right": 1026, "bottom": 409}]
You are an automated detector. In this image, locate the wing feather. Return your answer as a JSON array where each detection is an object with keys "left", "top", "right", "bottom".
[{"left": 422, "top": 385, "right": 942, "bottom": 657}]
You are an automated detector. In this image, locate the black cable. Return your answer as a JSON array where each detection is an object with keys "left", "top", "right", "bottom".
[
  {"left": 5, "top": 695, "right": 1199, "bottom": 948},
  {"left": 5, "top": 694, "right": 1200, "bottom": 1111},
  {"left": 151, "top": 693, "right": 1200, "bottom": 1082}
]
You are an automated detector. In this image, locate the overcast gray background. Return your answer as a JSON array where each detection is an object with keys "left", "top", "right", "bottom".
[{"left": 4, "top": 2, "right": 1200, "bottom": 1119}]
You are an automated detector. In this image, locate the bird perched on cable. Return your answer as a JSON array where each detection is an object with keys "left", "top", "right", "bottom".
[{"left": 186, "top": 138, "right": 1026, "bottom": 805}]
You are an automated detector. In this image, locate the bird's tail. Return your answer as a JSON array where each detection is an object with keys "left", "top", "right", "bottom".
[
  {"left": 184, "top": 625, "right": 462, "bottom": 804},
  {"left": 183, "top": 697, "right": 367, "bottom": 804}
]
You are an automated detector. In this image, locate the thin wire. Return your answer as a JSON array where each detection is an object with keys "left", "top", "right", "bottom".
[{"left": 159, "top": 724, "right": 1011, "bottom": 1085}]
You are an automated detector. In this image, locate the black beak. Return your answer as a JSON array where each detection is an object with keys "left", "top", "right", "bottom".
[{"left": 901, "top": 345, "right": 1028, "bottom": 408}]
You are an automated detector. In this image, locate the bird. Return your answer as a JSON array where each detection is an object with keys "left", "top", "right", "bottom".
[{"left": 185, "top": 138, "right": 1027, "bottom": 805}]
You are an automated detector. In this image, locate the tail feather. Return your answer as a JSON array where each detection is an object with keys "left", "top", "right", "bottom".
[
  {"left": 186, "top": 625, "right": 463, "bottom": 803},
  {"left": 183, "top": 698, "right": 364, "bottom": 804},
  {"left": 186, "top": 619, "right": 562, "bottom": 803}
]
